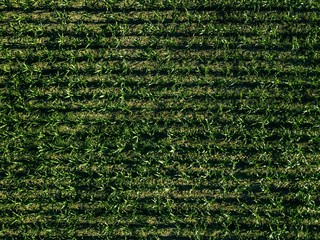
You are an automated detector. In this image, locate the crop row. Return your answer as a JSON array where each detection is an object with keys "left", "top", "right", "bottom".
[
  {"left": 2, "top": 64, "right": 320, "bottom": 81},
  {"left": 2, "top": 38, "right": 319, "bottom": 58},
  {"left": 1, "top": 9, "right": 320, "bottom": 25},
  {"left": 2, "top": 163, "right": 319, "bottom": 191},
  {"left": 1, "top": 0, "right": 320, "bottom": 11},
  {"left": 1, "top": 85, "right": 319, "bottom": 103},
  {"left": 1, "top": 50, "right": 319, "bottom": 68},
  {"left": 1, "top": 72, "right": 319, "bottom": 89},
  {"left": 3, "top": 21, "right": 320, "bottom": 38}
]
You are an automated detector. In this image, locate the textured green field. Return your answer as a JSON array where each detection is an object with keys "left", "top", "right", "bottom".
[{"left": 1, "top": 0, "right": 320, "bottom": 239}]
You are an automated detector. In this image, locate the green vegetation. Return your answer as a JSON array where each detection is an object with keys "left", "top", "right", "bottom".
[{"left": 0, "top": 0, "right": 320, "bottom": 239}]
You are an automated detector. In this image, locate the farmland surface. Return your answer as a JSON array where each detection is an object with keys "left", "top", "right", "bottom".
[{"left": 1, "top": 0, "right": 320, "bottom": 239}]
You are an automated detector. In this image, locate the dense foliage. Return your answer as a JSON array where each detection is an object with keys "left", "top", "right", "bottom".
[{"left": 0, "top": 0, "right": 320, "bottom": 239}]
